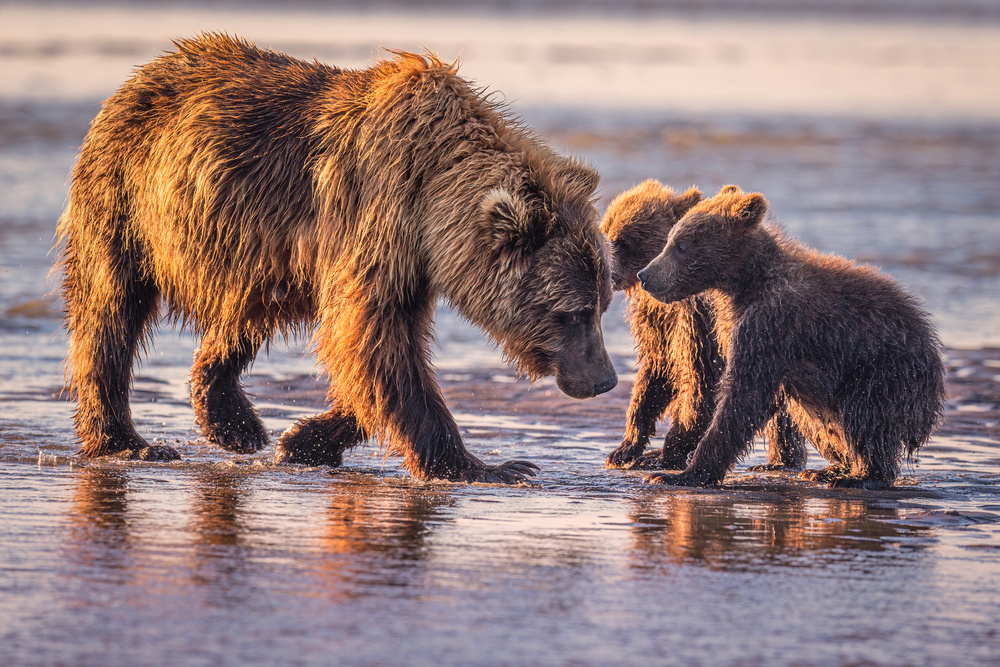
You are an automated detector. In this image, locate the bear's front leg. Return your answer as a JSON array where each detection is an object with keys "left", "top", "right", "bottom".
[
  {"left": 306, "top": 294, "right": 539, "bottom": 483},
  {"left": 191, "top": 333, "right": 269, "bottom": 454},
  {"left": 398, "top": 391, "right": 539, "bottom": 483},
  {"left": 273, "top": 405, "right": 366, "bottom": 467}
]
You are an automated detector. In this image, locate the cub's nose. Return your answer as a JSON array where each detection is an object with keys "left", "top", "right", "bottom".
[{"left": 637, "top": 268, "right": 649, "bottom": 288}]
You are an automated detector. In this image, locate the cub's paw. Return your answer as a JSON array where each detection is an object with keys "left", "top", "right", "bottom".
[
  {"left": 644, "top": 471, "right": 715, "bottom": 487},
  {"left": 746, "top": 463, "right": 802, "bottom": 473},
  {"left": 659, "top": 448, "right": 693, "bottom": 470},
  {"left": 799, "top": 466, "right": 849, "bottom": 484},
  {"left": 112, "top": 444, "right": 181, "bottom": 462},
  {"left": 632, "top": 449, "right": 672, "bottom": 470},
  {"left": 605, "top": 442, "right": 648, "bottom": 469},
  {"left": 827, "top": 476, "right": 892, "bottom": 491},
  {"left": 456, "top": 460, "right": 540, "bottom": 484}
]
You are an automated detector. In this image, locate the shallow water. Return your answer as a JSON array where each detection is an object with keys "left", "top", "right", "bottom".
[{"left": 2, "top": 3, "right": 1000, "bottom": 665}]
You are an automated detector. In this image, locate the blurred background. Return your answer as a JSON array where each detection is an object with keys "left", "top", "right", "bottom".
[{"left": 2, "top": 0, "right": 999, "bottom": 353}]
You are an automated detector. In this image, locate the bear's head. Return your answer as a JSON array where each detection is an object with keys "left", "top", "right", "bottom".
[
  {"left": 637, "top": 184, "right": 768, "bottom": 304},
  {"left": 600, "top": 180, "right": 702, "bottom": 291},
  {"left": 471, "top": 155, "right": 618, "bottom": 399}
]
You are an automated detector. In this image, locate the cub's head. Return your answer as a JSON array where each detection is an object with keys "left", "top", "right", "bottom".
[
  {"left": 473, "top": 154, "right": 617, "bottom": 399},
  {"left": 637, "top": 185, "right": 769, "bottom": 304},
  {"left": 600, "top": 180, "right": 702, "bottom": 291}
]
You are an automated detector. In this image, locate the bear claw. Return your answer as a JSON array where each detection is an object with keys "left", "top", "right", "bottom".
[
  {"left": 746, "top": 463, "right": 803, "bottom": 473},
  {"left": 111, "top": 444, "right": 182, "bottom": 462},
  {"left": 457, "top": 460, "right": 540, "bottom": 484},
  {"left": 605, "top": 442, "right": 648, "bottom": 469}
]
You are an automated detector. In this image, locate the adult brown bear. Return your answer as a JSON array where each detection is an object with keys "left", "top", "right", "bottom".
[{"left": 57, "top": 34, "right": 617, "bottom": 482}]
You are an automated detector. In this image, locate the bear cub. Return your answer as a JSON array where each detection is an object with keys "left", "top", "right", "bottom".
[
  {"left": 637, "top": 185, "right": 945, "bottom": 489},
  {"left": 601, "top": 180, "right": 805, "bottom": 473}
]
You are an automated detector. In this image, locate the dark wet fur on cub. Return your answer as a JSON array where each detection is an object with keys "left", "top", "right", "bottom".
[
  {"left": 56, "top": 33, "right": 617, "bottom": 482},
  {"left": 601, "top": 180, "right": 805, "bottom": 472},
  {"left": 638, "top": 185, "right": 945, "bottom": 489}
]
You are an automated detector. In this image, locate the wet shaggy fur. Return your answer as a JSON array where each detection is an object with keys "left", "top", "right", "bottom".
[
  {"left": 601, "top": 180, "right": 805, "bottom": 472},
  {"left": 57, "top": 33, "right": 617, "bottom": 482},
  {"left": 637, "top": 185, "right": 945, "bottom": 489}
]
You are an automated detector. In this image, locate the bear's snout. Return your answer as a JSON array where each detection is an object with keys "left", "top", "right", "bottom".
[
  {"left": 553, "top": 322, "right": 618, "bottom": 399},
  {"left": 636, "top": 267, "right": 650, "bottom": 288}
]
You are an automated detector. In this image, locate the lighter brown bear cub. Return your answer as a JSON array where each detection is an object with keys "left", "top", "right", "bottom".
[
  {"left": 637, "top": 185, "right": 945, "bottom": 489},
  {"left": 601, "top": 180, "right": 805, "bottom": 472},
  {"left": 57, "top": 34, "right": 617, "bottom": 482}
]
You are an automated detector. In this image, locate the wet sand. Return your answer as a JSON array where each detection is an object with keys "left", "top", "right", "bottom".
[
  {"left": 2, "top": 3, "right": 1000, "bottom": 665},
  {"left": 2, "top": 339, "right": 1000, "bottom": 666}
]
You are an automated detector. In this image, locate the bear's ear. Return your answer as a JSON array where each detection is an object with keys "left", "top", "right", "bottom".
[
  {"left": 557, "top": 157, "right": 601, "bottom": 199},
  {"left": 732, "top": 192, "right": 768, "bottom": 227},
  {"left": 719, "top": 184, "right": 741, "bottom": 196},
  {"left": 672, "top": 186, "right": 703, "bottom": 218},
  {"left": 482, "top": 187, "right": 540, "bottom": 249}
]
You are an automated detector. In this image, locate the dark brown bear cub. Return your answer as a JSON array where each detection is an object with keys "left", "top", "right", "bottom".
[
  {"left": 601, "top": 180, "right": 805, "bottom": 472},
  {"left": 57, "top": 34, "right": 617, "bottom": 482},
  {"left": 637, "top": 185, "right": 945, "bottom": 489}
]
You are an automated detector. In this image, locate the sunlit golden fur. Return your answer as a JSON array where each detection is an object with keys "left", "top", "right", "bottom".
[{"left": 57, "top": 33, "right": 615, "bottom": 480}]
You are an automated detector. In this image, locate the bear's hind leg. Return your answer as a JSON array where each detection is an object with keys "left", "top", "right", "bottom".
[
  {"left": 818, "top": 377, "right": 904, "bottom": 490},
  {"left": 796, "top": 413, "right": 897, "bottom": 490},
  {"left": 63, "top": 243, "right": 176, "bottom": 461},
  {"left": 191, "top": 332, "right": 269, "bottom": 453},
  {"left": 273, "top": 403, "right": 367, "bottom": 467}
]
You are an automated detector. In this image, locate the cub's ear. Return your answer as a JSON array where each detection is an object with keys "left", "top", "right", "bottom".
[
  {"left": 732, "top": 192, "right": 768, "bottom": 227},
  {"left": 482, "top": 187, "right": 541, "bottom": 250},
  {"left": 672, "top": 186, "right": 703, "bottom": 218},
  {"left": 719, "top": 184, "right": 741, "bottom": 196}
]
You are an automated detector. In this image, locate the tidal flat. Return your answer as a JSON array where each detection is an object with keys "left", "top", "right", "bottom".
[{"left": 1, "top": 2, "right": 999, "bottom": 665}]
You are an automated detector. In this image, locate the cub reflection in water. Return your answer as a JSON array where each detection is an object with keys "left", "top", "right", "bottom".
[{"left": 625, "top": 492, "right": 932, "bottom": 570}]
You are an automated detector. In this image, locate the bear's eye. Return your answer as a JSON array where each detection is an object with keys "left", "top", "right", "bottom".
[
  {"left": 559, "top": 309, "right": 593, "bottom": 326},
  {"left": 673, "top": 240, "right": 689, "bottom": 257}
]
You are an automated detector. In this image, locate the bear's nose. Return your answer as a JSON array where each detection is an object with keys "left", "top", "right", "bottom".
[
  {"left": 637, "top": 268, "right": 649, "bottom": 287},
  {"left": 594, "top": 375, "right": 618, "bottom": 396}
]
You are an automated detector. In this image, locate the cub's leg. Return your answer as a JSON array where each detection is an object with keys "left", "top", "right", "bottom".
[
  {"left": 659, "top": 388, "right": 715, "bottom": 470},
  {"left": 646, "top": 338, "right": 783, "bottom": 487},
  {"left": 190, "top": 332, "right": 269, "bottom": 453},
  {"left": 746, "top": 404, "right": 807, "bottom": 472},
  {"left": 609, "top": 295, "right": 720, "bottom": 471},
  {"left": 63, "top": 237, "right": 177, "bottom": 461},
  {"left": 795, "top": 413, "right": 857, "bottom": 486},
  {"left": 606, "top": 361, "right": 675, "bottom": 469},
  {"left": 798, "top": 373, "right": 902, "bottom": 490}
]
